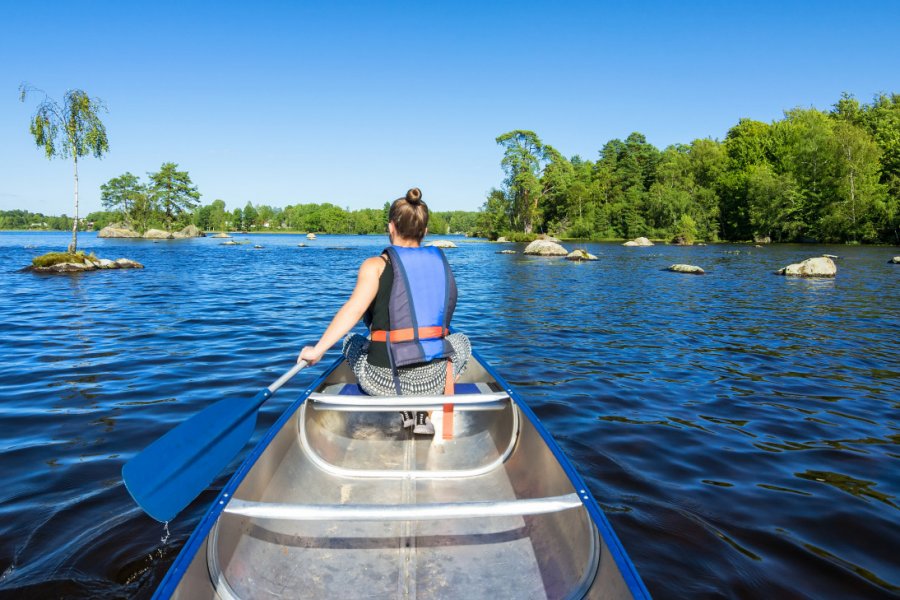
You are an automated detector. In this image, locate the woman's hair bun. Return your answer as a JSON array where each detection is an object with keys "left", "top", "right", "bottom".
[{"left": 405, "top": 188, "right": 422, "bottom": 204}]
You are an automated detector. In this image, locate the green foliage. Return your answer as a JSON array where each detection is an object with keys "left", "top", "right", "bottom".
[
  {"left": 481, "top": 92, "right": 899, "bottom": 244},
  {"left": 19, "top": 85, "right": 109, "bottom": 252},
  {"left": 1, "top": 209, "right": 71, "bottom": 231},
  {"left": 148, "top": 163, "right": 201, "bottom": 229},
  {"left": 83, "top": 211, "right": 120, "bottom": 230},
  {"left": 499, "top": 231, "right": 538, "bottom": 242},
  {"left": 101, "top": 172, "right": 145, "bottom": 219}
]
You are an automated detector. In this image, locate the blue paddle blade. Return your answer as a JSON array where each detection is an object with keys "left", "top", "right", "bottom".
[{"left": 122, "top": 388, "right": 270, "bottom": 522}]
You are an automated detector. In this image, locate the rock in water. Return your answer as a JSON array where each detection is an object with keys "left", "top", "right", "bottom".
[
  {"left": 173, "top": 224, "right": 205, "bottom": 238},
  {"left": 566, "top": 249, "right": 598, "bottom": 261},
  {"left": 497, "top": 250, "right": 516, "bottom": 254},
  {"left": 668, "top": 264, "right": 705, "bottom": 275},
  {"left": 523, "top": 240, "right": 568, "bottom": 256},
  {"left": 143, "top": 229, "right": 173, "bottom": 239},
  {"left": 212, "top": 232, "right": 232, "bottom": 238},
  {"left": 114, "top": 258, "right": 144, "bottom": 269},
  {"left": 427, "top": 240, "right": 457, "bottom": 248},
  {"left": 307, "top": 233, "right": 317, "bottom": 240},
  {"left": 776, "top": 256, "right": 836, "bottom": 277},
  {"left": 98, "top": 223, "right": 141, "bottom": 238},
  {"left": 623, "top": 237, "right": 653, "bottom": 247},
  {"left": 496, "top": 236, "right": 509, "bottom": 243},
  {"left": 888, "top": 256, "right": 900, "bottom": 264}
]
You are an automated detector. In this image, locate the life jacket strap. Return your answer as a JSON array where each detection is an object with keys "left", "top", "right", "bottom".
[
  {"left": 443, "top": 360, "right": 454, "bottom": 440},
  {"left": 370, "top": 326, "right": 449, "bottom": 343}
]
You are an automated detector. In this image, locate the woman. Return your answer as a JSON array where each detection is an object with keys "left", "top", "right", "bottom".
[{"left": 298, "top": 188, "right": 471, "bottom": 435}]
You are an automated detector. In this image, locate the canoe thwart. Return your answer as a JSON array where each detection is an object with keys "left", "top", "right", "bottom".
[
  {"left": 223, "top": 493, "right": 583, "bottom": 521},
  {"left": 308, "top": 391, "right": 510, "bottom": 411}
]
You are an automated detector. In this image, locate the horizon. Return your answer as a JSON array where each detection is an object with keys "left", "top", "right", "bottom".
[{"left": 2, "top": 1, "right": 899, "bottom": 216}]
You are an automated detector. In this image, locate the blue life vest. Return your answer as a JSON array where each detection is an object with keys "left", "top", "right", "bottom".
[{"left": 368, "top": 245, "right": 457, "bottom": 371}]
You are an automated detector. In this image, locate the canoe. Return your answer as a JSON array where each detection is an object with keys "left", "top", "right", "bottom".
[{"left": 154, "top": 351, "right": 650, "bottom": 599}]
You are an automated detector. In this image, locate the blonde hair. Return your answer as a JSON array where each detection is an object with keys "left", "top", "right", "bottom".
[{"left": 389, "top": 188, "right": 428, "bottom": 241}]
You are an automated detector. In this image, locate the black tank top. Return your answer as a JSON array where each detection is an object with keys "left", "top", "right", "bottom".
[{"left": 364, "top": 256, "right": 393, "bottom": 367}]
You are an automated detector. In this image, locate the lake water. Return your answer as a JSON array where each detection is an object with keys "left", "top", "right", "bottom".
[{"left": 0, "top": 231, "right": 897, "bottom": 599}]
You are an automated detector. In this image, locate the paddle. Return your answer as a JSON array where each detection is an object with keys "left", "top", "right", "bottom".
[{"left": 122, "top": 360, "right": 308, "bottom": 522}]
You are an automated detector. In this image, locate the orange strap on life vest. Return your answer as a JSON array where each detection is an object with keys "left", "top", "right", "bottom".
[
  {"left": 443, "top": 360, "right": 455, "bottom": 440},
  {"left": 370, "top": 326, "right": 449, "bottom": 343}
]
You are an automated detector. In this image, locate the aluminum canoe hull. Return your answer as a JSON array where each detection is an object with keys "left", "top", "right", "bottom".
[{"left": 154, "top": 351, "right": 650, "bottom": 599}]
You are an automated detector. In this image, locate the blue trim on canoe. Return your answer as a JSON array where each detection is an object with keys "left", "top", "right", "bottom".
[
  {"left": 471, "top": 347, "right": 652, "bottom": 599},
  {"left": 152, "top": 357, "right": 343, "bottom": 599}
]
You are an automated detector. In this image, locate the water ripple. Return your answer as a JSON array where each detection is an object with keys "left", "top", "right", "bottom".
[{"left": 0, "top": 233, "right": 898, "bottom": 598}]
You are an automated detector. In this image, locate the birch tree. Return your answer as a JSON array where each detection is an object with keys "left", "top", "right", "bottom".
[{"left": 19, "top": 85, "right": 109, "bottom": 253}]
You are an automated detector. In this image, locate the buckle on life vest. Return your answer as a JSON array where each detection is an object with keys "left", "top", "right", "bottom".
[{"left": 370, "top": 326, "right": 449, "bottom": 343}]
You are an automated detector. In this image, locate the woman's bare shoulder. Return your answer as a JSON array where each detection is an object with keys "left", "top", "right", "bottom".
[{"left": 360, "top": 255, "right": 387, "bottom": 276}]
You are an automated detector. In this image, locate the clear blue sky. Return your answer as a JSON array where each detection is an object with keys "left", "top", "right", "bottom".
[{"left": 2, "top": 1, "right": 899, "bottom": 215}]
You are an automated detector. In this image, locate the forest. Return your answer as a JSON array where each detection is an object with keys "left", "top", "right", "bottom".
[{"left": 482, "top": 93, "right": 900, "bottom": 244}]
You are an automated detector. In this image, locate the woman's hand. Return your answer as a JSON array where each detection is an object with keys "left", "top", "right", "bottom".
[{"left": 298, "top": 346, "right": 323, "bottom": 365}]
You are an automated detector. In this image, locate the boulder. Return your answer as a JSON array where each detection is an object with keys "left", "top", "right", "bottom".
[
  {"left": 496, "top": 236, "right": 509, "bottom": 243},
  {"left": 623, "top": 237, "right": 653, "bottom": 247},
  {"left": 143, "top": 229, "right": 173, "bottom": 240},
  {"left": 672, "top": 236, "right": 693, "bottom": 246},
  {"left": 222, "top": 241, "right": 239, "bottom": 245},
  {"left": 566, "top": 249, "right": 598, "bottom": 261},
  {"left": 754, "top": 235, "right": 771, "bottom": 244},
  {"left": 539, "top": 235, "right": 561, "bottom": 243},
  {"left": 97, "top": 258, "right": 117, "bottom": 269},
  {"left": 98, "top": 224, "right": 141, "bottom": 238},
  {"left": 497, "top": 250, "right": 516, "bottom": 254},
  {"left": 427, "top": 240, "right": 457, "bottom": 248},
  {"left": 307, "top": 233, "right": 317, "bottom": 240},
  {"left": 668, "top": 264, "right": 705, "bottom": 275},
  {"left": 254, "top": 245, "right": 264, "bottom": 249},
  {"left": 114, "top": 258, "right": 144, "bottom": 269},
  {"left": 172, "top": 224, "right": 205, "bottom": 238},
  {"left": 523, "top": 240, "right": 568, "bottom": 256},
  {"left": 889, "top": 256, "right": 900, "bottom": 264},
  {"left": 297, "top": 243, "right": 307, "bottom": 247},
  {"left": 776, "top": 256, "right": 836, "bottom": 277},
  {"left": 212, "top": 232, "right": 232, "bottom": 238}
]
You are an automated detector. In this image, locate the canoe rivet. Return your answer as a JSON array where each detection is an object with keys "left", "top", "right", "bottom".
[
  {"left": 219, "top": 501, "right": 224, "bottom": 505},
  {"left": 224, "top": 493, "right": 229, "bottom": 497},
  {"left": 580, "top": 489, "right": 585, "bottom": 493}
]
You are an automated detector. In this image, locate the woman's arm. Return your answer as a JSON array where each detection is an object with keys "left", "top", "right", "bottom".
[{"left": 298, "top": 256, "right": 383, "bottom": 365}]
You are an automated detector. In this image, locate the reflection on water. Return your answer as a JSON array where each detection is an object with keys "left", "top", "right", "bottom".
[{"left": 0, "top": 232, "right": 897, "bottom": 598}]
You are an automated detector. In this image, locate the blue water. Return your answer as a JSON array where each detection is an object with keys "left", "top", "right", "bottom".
[{"left": 0, "top": 232, "right": 897, "bottom": 598}]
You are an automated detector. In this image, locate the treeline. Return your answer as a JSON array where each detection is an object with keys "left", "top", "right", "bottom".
[
  {"left": 199, "top": 202, "right": 478, "bottom": 235},
  {"left": 480, "top": 93, "right": 900, "bottom": 244},
  {"left": 0, "top": 209, "right": 73, "bottom": 231},
  {"left": 91, "top": 160, "right": 480, "bottom": 235}
]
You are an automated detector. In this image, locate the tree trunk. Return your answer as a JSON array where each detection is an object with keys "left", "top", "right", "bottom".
[{"left": 69, "top": 154, "right": 79, "bottom": 253}]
